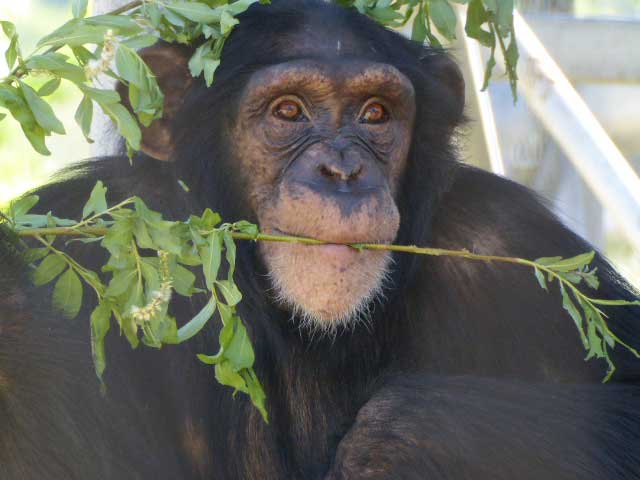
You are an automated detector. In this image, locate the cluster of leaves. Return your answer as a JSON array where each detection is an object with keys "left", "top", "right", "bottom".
[
  {"left": 6, "top": 182, "right": 267, "bottom": 421},
  {"left": 4, "top": 182, "right": 640, "bottom": 419},
  {"left": 532, "top": 253, "right": 640, "bottom": 380},
  {"left": 336, "top": 0, "right": 519, "bottom": 100},
  {"left": 0, "top": 0, "right": 518, "bottom": 157},
  {"left": 0, "top": 0, "right": 264, "bottom": 157}
]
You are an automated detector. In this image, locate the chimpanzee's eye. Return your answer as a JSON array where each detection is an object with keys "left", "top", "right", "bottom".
[
  {"left": 359, "top": 102, "right": 388, "bottom": 124},
  {"left": 273, "top": 99, "right": 306, "bottom": 122}
]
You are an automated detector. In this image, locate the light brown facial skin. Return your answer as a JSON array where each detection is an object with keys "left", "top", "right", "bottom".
[{"left": 232, "top": 60, "right": 416, "bottom": 330}]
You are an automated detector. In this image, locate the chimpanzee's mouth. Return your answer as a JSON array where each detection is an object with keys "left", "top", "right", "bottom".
[
  {"left": 269, "top": 227, "right": 365, "bottom": 261},
  {"left": 270, "top": 227, "right": 386, "bottom": 247}
]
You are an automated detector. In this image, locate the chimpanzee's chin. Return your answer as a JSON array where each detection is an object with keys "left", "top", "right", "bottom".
[{"left": 261, "top": 242, "right": 391, "bottom": 333}]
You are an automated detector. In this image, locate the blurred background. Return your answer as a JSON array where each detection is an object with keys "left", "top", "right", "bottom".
[{"left": 1, "top": 0, "right": 639, "bottom": 285}]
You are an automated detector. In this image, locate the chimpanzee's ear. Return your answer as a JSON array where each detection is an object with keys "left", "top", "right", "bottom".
[
  {"left": 435, "top": 55, "right": 465, "bottom": 122},
  {"left": 420, "top": 51, "right": 466, "bottom": 127},
  {"left": 116, "top": 43, "right": 193, "bottom": 161}
]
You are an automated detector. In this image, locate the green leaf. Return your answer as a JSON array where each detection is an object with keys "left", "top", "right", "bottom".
[
  {"left": 584, "top": 270, "right": 600, "bottom": 290},
  {"left": 37, "top": 21, "right": 111, "bottom": 48},
  {"left": 105, "top": 269, "right": 137, "bottom": 297},
  {"left": 223, "top": 230, "right": 236, "bottom": 281},
  {"left": 82, "top": 181, "right": 108, "bottom": 219},
  {"left": 75, "top": 95, "right": 94, "bottom": 142},
  {"left": 72, "top": 0, "right": 89, "bottom": 18},
  {"left": 144, "top": 4, "right": 163, "bottom": 27},
  {"left": 197, "top": 352, "right": 223, "bottom": 365},
  {"left": 561, "top": 287, "right": 588, "bottom": 349},
  {"left": 19, "top": 81, "right": 66, "bottom": 135},
  {"left": 201, "top": 231, "right": 223, "bottom": 289},
  {"left": 90, "top": 301, "right": 112, "bottom": 381},
  {"left": 590, "top": 298, "right": 640, "bottom": 307},
  {"left": 216, "top": 280, "right": 242, "bottom": 306},
  {"left": 215, "top": 360, "right": 248, "bottom": 393},
  {"left": 233, "top": 220, "right": 259, "bottom": 238},
  {"left": 165, "top": 2, "right": 221, "bottom": 23},
  {"left": 188, "top": 40, "right": 213, "bottom": 78},
  {"left": 504, "top": 34, "right": 519, "bottom": 101},
  {"left": 220, "top": 10, "right": 239, "bottom": 35},
  {"left": 0, "top": 83, "right": 51, "bottom": 154},
  {"left": 99, "top": 102, "right": 142, "bottom": 151},
  {"left": 488, "top": 0, "right": 514, "bottom": 31},
  {"left": 226, "top": 0, "right": 261, "bottom": 16},
  {"left": 139, "top": 259, "right": 161, "bottom": 297},
  {"left": 78, "top": 85, "right": 120, "bottom": 105},
  {"left": 9, "top": 194, "right": 39, "bottom": 222},
  {"left": 84, "top": 15, "right": 142, "bottom": 33},
  {"left": 584, "top": 317, "right": 605, "bottom": 361},
  {"left": 481, "top": 41, "right": 497, "bottom": 90},
  {"left": 38, "top": 78, "right": 62, "bottom": 97},
  {"left": 244, "top": 368, "right": 268, "bottom": 422},
  {"left": 26, "top": 54, "right": 87, "bottom": 83},
  {"left": 428, "top": 0, "right": 457, "bottom": 40},
  {"left": 177, "top": 296, "right": 217, "bottom": 343},
  {"left": 465, "top": 0, "right": 493, "bottom": 46},
  {"left": 544, "top": 251, "right": 596, "bottom": 273},
  {"left": 535, "top": 256, "right": 563, "bottom": 266},
  {"left": 534, "top": 267, "right": 547, "bottom": 291},
  {"left": 115, "top": 44, "right": 164, "bottom": 127},
  {"left": 173, "top": 265, "right": 196, "bottom": 296},
  {"left": 24, "top": 247, "right": 49, "bottom": 264},
  {"left": 203, "top": 58, "right": 221, "bottom": 87},
  {"left": 369, "top": 6, "right": 404, "bottom": 24},
  {"left": 52, "top": 268, "right": 83, "bottom": 319},
  {"left": 225, "top": 320, "right": 254, "bottom": 370},
  {"left": 0, "top": 21, "right": 16, "bottom": 39},
  {"left": 5, "top": 34, "right": 19, "bottom": 70},
  {"left": 217, "top": 303, "right": 236, "bottom": 344},
  {"left": 22, "top": 124, "right": 51, "bottom": 156},
  {"left": 123, "top": 34, "right": 159, "bottom": 50},
  {"left": 411, "top": 4, "right": 428, "bottom": 43},
  {"left": 33, "top": 254, "right": 67, "bottom": 286}
]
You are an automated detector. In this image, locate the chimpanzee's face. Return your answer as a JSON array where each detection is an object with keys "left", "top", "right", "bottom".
[{"left": 233, "top": 59, "right": 416, "bottom": 330}]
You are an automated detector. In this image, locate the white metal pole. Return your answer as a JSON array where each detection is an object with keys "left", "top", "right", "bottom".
[
  {"left": 455, "top": 7, "right": 506, "bottom": 176},
  {"left": 513, "top": 10, "right": 640, "bottom": 246}
]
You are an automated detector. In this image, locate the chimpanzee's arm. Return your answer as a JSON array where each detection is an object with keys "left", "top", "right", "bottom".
[{"left": 326, "top": 375, "right": 640, "bottom": 480}]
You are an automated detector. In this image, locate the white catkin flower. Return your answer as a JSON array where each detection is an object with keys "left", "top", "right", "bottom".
[
  {"left": 84, "top": 29, "right": 118, "bottom": 80},
  {"left": 130, "top": 252, "right": 174, "bottom": 325}
]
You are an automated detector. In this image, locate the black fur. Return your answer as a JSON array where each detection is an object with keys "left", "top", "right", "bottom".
[{"left": 1, "top": 1, "right": 640, "bottom": 478}]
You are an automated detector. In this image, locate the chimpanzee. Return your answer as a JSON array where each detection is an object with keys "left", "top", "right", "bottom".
[{"left": 1, "top": 0, "right": 640, "bottom": 478}]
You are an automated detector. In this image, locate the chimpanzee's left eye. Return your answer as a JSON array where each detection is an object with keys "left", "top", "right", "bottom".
[{"left": 359, "top": 102, "right": 389, "bottom": 124}]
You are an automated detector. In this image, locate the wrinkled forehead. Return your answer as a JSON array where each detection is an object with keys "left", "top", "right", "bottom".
[{"left": 242, "top": 59, "right": 415, "bottom": 102}]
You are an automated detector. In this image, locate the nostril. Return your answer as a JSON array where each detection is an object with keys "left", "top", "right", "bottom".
[
  {"left": 318, "top": 163, "right": 364, "bottom": 182},
  {"left": 319, "top": 164, "right": 339, "bottom": 179}
]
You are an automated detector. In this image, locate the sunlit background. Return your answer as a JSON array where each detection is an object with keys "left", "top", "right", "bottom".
[{"left": 1, "top": 0, "right": 639, "bottom": 284}]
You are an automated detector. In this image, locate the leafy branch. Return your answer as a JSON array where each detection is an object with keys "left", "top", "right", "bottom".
[
  {"left": 0, "top": 0, "right": 519, "bottom": 157},
  {"left": 4, "top": 182, "right": 639, "bottom": 415}
]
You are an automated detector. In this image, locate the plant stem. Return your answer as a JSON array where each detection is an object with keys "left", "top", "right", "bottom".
[
  {"left": 110, "top": 1, "right": 144, "bottom": 16},
  {"left": 9, "top": 226, "right": 559, "bottom": 267}
]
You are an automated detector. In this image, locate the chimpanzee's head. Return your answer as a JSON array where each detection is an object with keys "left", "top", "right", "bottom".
[{"left": 129, "top": 0, "right": 464, "bottom": 332}]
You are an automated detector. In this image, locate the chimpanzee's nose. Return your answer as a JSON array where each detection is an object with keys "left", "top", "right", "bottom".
[
  {"left": 286, "top": 141, "right": 385, "bottom": 195},
  {"left": 318, "top": 160, "right": 364, "bottom": 183}
]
